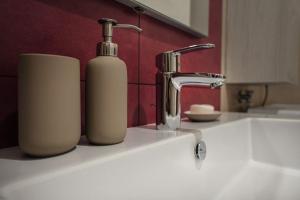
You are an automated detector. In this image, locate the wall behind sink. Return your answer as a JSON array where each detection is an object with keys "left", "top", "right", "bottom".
[{"left": 0, "top": 0, "right": 222, "bottom": 148}]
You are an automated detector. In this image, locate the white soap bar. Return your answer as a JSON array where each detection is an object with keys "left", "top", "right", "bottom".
[{"left": 190, "top": 104, "right": 214, "bottom": 114}]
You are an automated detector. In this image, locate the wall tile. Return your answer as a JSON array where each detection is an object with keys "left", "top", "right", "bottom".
[
  {"left": 0, "top": 0, "right": 222, "bottom": 148},
  {"left": 139, "top": 0, "right": 222, "bottom": 84},
  {"left": 138, "top": 85, "right": 221, "bottom": 126},
  {"left": 0, "top": 0, "right": 139, "bottom": 83},
  {"left": 181, "top": 86, "right": 221, "bottom": 115},
  {"left": 139, "top": 15, "right": 196, "bottom": 84},
  {"left": 139, "top": 84, "right": 156, "bottom": 125},
  {"left": 181, "top": 0, "right": 222, "bottom": 74},
  {"left": 0, "top": 80, "right": 139, "bottom": 148},
  {"left": 0, "top": 78, "right": 18, "bottom": 148},
  {"left": 138, "top": 0, "right": 222, "bottom": 126},
  {"left": 128, "top": 84, "right": 139, "bottom": 127}
]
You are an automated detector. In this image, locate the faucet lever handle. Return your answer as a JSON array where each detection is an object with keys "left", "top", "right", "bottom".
[
  {"left": 172, "top": 43, "right": 215, "bottom": 54},
  {"left": 157, "top": 43, "right": 215, "bottom": 73}
]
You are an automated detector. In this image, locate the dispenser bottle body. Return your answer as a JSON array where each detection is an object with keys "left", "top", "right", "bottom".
[{"left": 86, "top": 56, "right": 127, "bottom": 144}]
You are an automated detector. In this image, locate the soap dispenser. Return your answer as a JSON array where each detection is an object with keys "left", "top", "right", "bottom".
[{"left": 86, "top": 18, "right": 142, "bottom": 145}]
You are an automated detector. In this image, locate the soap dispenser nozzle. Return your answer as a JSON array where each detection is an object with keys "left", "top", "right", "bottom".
[{"left": 98, "top": 18, "right": 142, "bottom": 56}]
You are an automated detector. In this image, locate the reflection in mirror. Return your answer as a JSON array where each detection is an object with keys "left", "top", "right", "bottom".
[{"left": 115, "top": 0, "right": 209, "bottom": 37}]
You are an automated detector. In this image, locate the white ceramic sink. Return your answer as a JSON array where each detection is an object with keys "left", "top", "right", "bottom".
[
  {"left": 199, "top": 118, "right": 300, "bottom": 200},
  {"left": 0, "top": 116, "right": 300, "bottom": 200},
  {"left": 248, "top": 104, "right": 300, "bottom": 116}
]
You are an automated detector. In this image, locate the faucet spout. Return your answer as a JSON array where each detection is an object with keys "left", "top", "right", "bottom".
[
  {"left": 171, "top": 73, "right": 225, "bottom": 90},
  {"left": 156, "top": 43, "right": 226, "bottom": 131}
]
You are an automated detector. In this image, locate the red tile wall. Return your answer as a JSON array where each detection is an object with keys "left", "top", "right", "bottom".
[{"left": 0, "top": 0, "right": 222, "bottom": 148}]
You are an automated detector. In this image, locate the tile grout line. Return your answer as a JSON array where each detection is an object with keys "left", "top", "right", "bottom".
[
  {"left": 137, "top": 14, "right": 141, "bottom": 125},
  {"left": 137, "top": 83, "right": 156, "bottom": 86}
]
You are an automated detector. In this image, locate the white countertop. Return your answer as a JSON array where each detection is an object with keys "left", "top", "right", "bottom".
[{"left": 0, "top": 112, "right": 299, "bottom": 191}]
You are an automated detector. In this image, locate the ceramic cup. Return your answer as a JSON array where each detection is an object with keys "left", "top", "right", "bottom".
[{"left": 18, "top": 54, "right": 81, "bottom": 157}]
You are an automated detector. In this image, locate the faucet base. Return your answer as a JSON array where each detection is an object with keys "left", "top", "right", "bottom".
[{"left": 157, "top": 115, "right": 181, "bottom": 131}]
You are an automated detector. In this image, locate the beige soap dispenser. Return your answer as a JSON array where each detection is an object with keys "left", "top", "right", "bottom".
[{"left": 86, "top": 18, "right": 142, "bottom": 145}]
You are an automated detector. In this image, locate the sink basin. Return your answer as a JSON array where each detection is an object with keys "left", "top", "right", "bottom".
[
  {"left": 0, "top": 116, "right": 299, "bottom": 200},
  {"left": 248, "top": 104, "right": 300, "bottom": 116},
  {"left": 199, "top": 118, "right": 300, "bottom": 200},
  {"left": 277, "top": 109, "right": 300, "bottom": 116}
]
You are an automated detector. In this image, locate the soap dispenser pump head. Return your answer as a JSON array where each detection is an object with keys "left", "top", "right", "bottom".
[{"left": 97, "top": 18, "right": 142, "bottom": 57}]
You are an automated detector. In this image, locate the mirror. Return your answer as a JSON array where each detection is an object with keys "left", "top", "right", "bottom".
[{"left": 115, "top": 0, "right": 209, "bottom": 37}]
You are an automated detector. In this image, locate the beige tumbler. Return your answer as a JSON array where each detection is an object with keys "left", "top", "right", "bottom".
[{"left": 18, "top": 54, "right": 81, "bottom": 157}]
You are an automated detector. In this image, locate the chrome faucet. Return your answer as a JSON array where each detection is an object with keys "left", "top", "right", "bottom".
[{"left": 156, "top": 44, "right": 226, "bottom": 130}]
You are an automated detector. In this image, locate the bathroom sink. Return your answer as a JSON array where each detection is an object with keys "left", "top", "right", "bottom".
[
  {"left": 197, "top": 118, "right": 300, "bottom": 200},
  {"left": 277, "top": 109, "right": 300, "bottom": 116},
  {"left": 0, "top": 116, "right": 299, "bottom": 200},
  {"left": 248, "top": 104, "right": 300, "bottom": 117}
]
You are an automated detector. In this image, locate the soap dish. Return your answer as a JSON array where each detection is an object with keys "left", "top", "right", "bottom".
[{"left": 184, "top": 111, "right": 221, "bottom": 122}]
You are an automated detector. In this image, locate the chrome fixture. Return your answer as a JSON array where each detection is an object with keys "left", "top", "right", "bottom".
[
  {"left": 238, "top": 89, "right": 254, "bottom": 112},
  {"left": 195, "top": 141, "right": 207, "bottom": 160},
  {"left": 156, "top": 44, "right": 225, "bottom": 130}
]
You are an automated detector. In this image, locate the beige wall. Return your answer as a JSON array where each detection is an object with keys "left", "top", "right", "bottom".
[
  {"left": 221, "top": 72, "right": 300, "bottom": 112},
  {"left": 221, "top": 56, "right": 300, "bottom": 112},
  {"left": 221, "top": 0, "right": 300, "bottom": 112},
  {"left": 221, "top": 84, "right": 264, "bottom": 112},
  {"left": 267, "top": 83, "right": 300, "bottom": 104},
  {"left": 221, "top": 39, "right": 300, "bottom": 111}
]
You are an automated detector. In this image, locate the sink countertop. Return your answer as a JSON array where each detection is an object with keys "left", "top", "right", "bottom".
[{"left": 0, "top": 112, "right": 299, "bottom": 191}]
